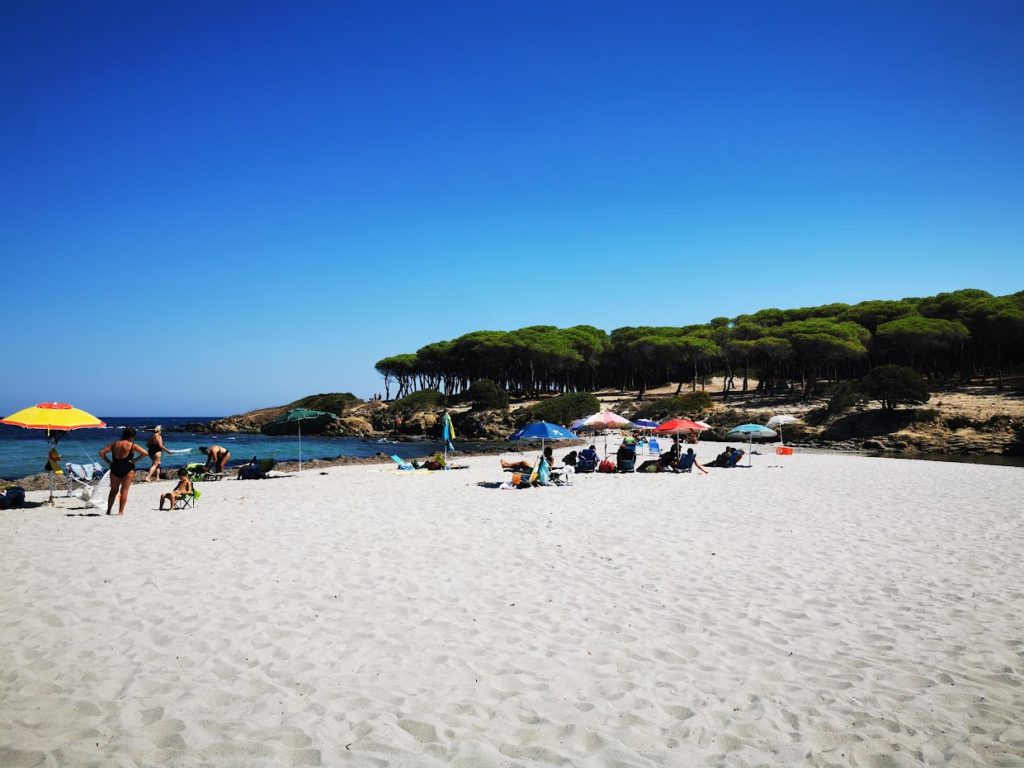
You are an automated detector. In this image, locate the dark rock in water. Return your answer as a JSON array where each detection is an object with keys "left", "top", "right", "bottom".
[{"left": 862, "top": 439, "right": 885, "bottom": 451}]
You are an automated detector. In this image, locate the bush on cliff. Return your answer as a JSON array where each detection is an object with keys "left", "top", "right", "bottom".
[
  {"left": 389, "top": 389, "right": 444, "bottom": 415},
  {"left": 526, "top": 392, "right": 599, "bottom": 426},
  {"left": 291, "top": 392, "right": 359, "bottom": 416},
  {"left": 633, "top": 391, "right": 714, "bottom": 421},
  {"left": 859, "top": 365, "right": 931, "bottom": 411},
  {"left": 826, "top": 381, "right": 864, "bottom": 415},
  {"left": 467, "top": 379, "right": 509, "bottom": 411}
]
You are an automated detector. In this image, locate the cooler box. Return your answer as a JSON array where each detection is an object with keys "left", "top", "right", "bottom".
[{"left": 776, "top": 446, "right": 794, "bottom": 456}]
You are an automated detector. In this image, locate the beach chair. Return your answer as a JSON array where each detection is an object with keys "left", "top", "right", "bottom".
[
  {"left": 676, "top": 453, "right": 696, "bottom": 473},
  {"left": 550, "top": 465, "right": 572, "bottom": 486},
  {"left": 173, "top": 486, "right": 201, "bottom": 510},
  {"left": 76, "top": 470, "right": 111, "bottom": 509},
  {"left": 390, "top": 454, "right": 415, "bottom": 471},
  {"left": 575, "top": 454, "right": 598, "bottom": 473},
  {"left": 726, "top": 451, "right": 744, "bottom": 468},
  {"left": 647, "top": 438, "right": 662, "bottom": 457},
  {"left": 65, "top": 462, "right": 105, "bottom": 497},
  {"left": 187, "top": 462, "right": 224, "bottom": 482}
]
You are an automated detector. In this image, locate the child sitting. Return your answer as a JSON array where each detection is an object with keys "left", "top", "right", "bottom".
[{"left": 159, "top": 468, "right": 194, "bottom": 510}]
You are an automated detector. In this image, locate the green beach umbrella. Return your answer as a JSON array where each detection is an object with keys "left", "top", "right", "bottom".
[{"left": 264, "top": 408, "right": 337, "bottom": 473}]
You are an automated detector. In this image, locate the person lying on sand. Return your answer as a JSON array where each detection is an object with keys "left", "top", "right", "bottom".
[
  {"left": 159, "top": 468, "right": 193, "bottom": 510},
  {"left": 502, "top": 446, "right": 553, "bottom": 472}
]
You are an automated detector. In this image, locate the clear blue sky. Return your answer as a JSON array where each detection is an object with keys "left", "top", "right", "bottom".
[{"left": 2, "top": 1, "right": 1022, "bottom": 415}]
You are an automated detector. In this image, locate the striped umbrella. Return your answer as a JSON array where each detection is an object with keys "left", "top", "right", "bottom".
[{"left": 573, "top": 411, "right": 633, "bottom": 457}]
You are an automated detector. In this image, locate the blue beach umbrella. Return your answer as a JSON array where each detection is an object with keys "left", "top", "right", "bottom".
[
  {"left": 632, "top": 418, "right": 659, "bottom": 430},
  {"left": 725, "top": 423, "right": 778, "bottom": 467},
  {"left": 510, "top": 421, "right": 577, "bottom": 453}
]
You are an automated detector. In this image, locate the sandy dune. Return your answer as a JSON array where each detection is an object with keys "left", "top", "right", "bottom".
[{"left": 1, "top": 447, "right": 1022, "bottom": 767}]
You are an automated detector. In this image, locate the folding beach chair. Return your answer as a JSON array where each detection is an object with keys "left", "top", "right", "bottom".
[
  {"left": 173, "top": 487, "right": 201, "bottom": 510},
  {"left": 65, "top": 462, "right": 105, "bottom": 497},
  {"left": 390, "top": 454, "right": 415, "bottom": 471},
  {"left": 647, "top": 439, "right": 662, "bottom": 457},
  {"left": 76, "top": 470, "right": 111, "bottom": 509}
]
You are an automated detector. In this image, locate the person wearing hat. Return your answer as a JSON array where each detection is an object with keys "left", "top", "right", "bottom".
[{"left": 144, "top": 425, "right": 169, "bottom": 483}]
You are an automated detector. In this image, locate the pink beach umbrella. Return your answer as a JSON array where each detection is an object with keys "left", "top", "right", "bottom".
[{"left": 575, "top": 411, "right": 634, "bottom": 457}]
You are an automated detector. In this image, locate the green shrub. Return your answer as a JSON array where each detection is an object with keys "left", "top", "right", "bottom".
[
  {"left": 859, "top": 365, "right": 930, "bottom": 410},
  {"left": 290, "top": 392, "right": 359, "bottom": 416},
  {"left": 633, "top": 391, "right": 714, "bottom": 421},
  {"left": 826, "top": 381, "right": 863, "bottom": 415},
  {"left": 467, "top": 379, "right": 509, "bottom": 411},
  {"left": 528, "top": 392, "right": 600, "bottom": 426},
  {"left": 389, "top": 389, "right": 444, "bottom": 414}
]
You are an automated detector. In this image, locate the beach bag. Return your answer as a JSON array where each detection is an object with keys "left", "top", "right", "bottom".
[
  {"left": 597, "top": 459, "right": 615, "bottom": 473},
  {"left": 0, "top": 486, "right": 26, "bottom": 508}
]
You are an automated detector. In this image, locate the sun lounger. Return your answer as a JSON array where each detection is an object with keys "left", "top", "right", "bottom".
[
  {"left": 187, "top": 463, "right": 224, "bottom": 482},
  {"left": 390, "top": 454, "right": 415, "bottom": 471}
]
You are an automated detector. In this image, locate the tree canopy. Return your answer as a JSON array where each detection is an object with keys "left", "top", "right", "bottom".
[{"left": 374, "top": 288, "right": 1024, "bottom": 400}]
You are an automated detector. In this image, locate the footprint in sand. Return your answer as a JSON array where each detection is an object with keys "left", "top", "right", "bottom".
[{"left": 398, "top": 719, "right": 438, "bottom": 743}]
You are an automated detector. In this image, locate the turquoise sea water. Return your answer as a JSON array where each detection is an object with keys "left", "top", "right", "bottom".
[{"left": 0, "top": 417, "right": 497, "bottom": 480}]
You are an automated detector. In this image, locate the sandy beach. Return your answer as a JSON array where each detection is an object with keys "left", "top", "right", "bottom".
[{"left": 2, "top": 446, "right": 1022, "bottom": 767}]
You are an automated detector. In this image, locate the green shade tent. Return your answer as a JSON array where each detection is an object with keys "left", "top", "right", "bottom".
[{"left": 262, "top": 408, "right": 337, "bottom": 472}]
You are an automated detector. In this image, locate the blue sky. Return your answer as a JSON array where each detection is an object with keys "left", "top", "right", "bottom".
[{"left": 2, "top": 1, "right": 1022, "bottom": 415}]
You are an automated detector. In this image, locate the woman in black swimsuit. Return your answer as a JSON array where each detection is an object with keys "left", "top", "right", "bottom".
[
  {"left": 144, "top": 425, "right": 167, "bottom": 483},
  {"left": 99, "top": 427, "right": 149, "bottom": 516}
]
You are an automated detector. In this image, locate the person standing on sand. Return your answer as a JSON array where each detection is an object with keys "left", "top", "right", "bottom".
[
  {"left": 99, "top": 427, "right": 148, "bottom": 515},
  {"left": 144, "top": 425, "right": 168, "bottom": 482},
  {"left": 200, "top": 445, "right": 231, "bottom": 473}
]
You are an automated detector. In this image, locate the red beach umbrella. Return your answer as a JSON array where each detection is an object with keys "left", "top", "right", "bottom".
[{"left": 653, "top": 418, "right": 703, "bottom": 435}]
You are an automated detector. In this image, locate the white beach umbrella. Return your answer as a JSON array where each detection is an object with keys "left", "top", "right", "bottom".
[{"left": 766, "top": 414, "right": 800, "bottom": 445}]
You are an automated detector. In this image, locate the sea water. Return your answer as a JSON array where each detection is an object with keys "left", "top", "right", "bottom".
[{"left": 0, "top": 416, "right": 491, "bottom": 480}]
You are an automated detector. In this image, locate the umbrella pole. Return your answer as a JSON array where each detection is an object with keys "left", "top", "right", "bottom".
[
  {"left": 47, "top": 432, "right": 56, "bottom": 505},
  {"left": 298, "top": 420, "right": 302, "bottom": 474}
]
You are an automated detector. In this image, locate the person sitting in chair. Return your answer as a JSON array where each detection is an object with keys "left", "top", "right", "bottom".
[
  {"left": 576, "top": 445, "right": 600, "bottom": 472},
  {"left": 677, "top": 447, "right": 709, "bottom": 474},
  {"left": 159, "top": 468, "right": 193, "bottom": 511},
  {"left": 706, "top": 446, "right": 735, "bottom": 468},
  {"left": 636, "top": 444, "right": 680, "bottom": 473},
  {"left": 199, "top": 445, "right": 231, "bottom": 474},
  {"left": 616, "top": 441, "right": 636, "bottom": 472}
]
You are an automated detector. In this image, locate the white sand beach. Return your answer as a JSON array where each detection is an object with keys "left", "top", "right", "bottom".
[{"left": 1, "top": 447, "right": 1022, "bottom": 767}]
